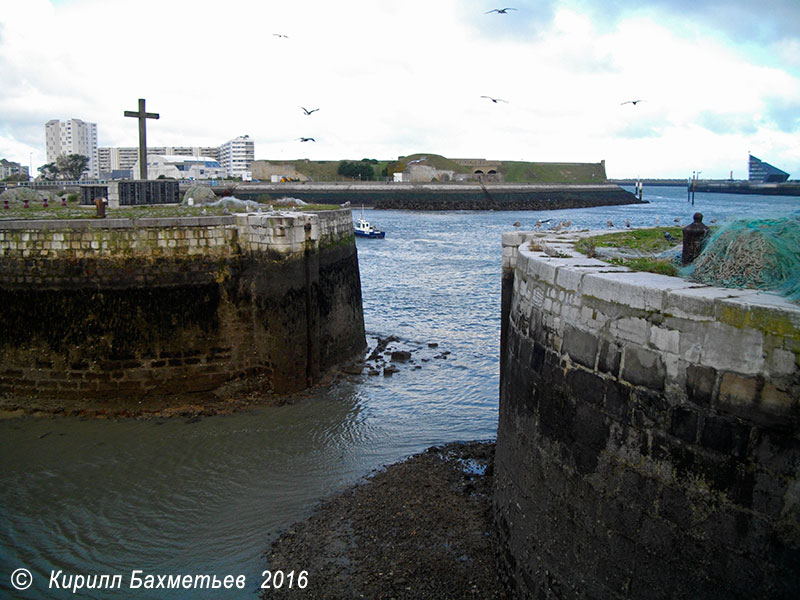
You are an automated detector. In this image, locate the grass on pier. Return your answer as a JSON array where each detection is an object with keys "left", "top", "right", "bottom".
[{"left": 575, "top": 227, "right": 684, "bottom": 276}]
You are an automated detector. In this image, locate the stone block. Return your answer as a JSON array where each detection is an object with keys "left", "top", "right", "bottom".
[
  {"left": 598, "top": 339, "right": 621, "bottom": 376},
  {"left": 562, "top": 324, "right": 598, "bottom": 368},
  {"left": 700, "top": 414, "right": 750, "bottom": 457},
  {"left": 555, "top": 267, "right": 583, "bottom": 292},
  {"left": 583, "top": 272, "right": 646, "bottom": 310},
  {"left": 686, "top": 364, "right": 717, "bottom": 406},
  {"left": 700, "top": 322, "right": 764, "bottom": 374},
  {"left": 665, "top": 286, "right": 752, "bottom": 321},
  {"left": 611, "top": 316, "right": 649, "bottom": 345},
  {"left": 526, "top": 253, "right": 558, "bottom": 286},
  {"left": 769, "top": 348, "right": 797, "bottom": 377},
  {"left": 603, "top": 379, "right": 630, "bottom": 422},
  {"left": 669, "top": 406, "right": 698, "bottom": 443},
  {"left": 566, "top": 367, "right": 604, "bottom": 406},
  {"left": 759, "top": 383, "right": 797, "bottom": 416},
  {"left": 623, "top": 347, "right": 666, "bottom": 391},
  {"left": 649, "top": 325, "right": 680, "bottom": 355},
  {"left": 718, "top": 373, "right": 760, "bottom": 411}
]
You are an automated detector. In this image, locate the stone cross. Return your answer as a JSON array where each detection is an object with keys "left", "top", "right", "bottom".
[{"left": 124, "top": 98, "right": 159, "bottom": 180}]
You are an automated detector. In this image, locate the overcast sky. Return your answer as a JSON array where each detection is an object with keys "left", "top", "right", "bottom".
[{"left": 1, "top": 0, "right": 799, "bottom": 179}]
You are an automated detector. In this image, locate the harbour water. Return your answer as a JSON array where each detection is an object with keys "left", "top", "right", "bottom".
[{"left": 1, "top": 187, "right": 798, "bottom": 598}]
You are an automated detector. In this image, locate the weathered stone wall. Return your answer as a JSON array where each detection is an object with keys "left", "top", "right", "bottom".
[
  {"left": 227, "top": 183, "right": 644, "bottom": 210},
  {"left": 495, "top": 230, "right": 800, "bottom": 599},
  {"left": 0, "top": 210, "right": 365, "bottom": 404}
]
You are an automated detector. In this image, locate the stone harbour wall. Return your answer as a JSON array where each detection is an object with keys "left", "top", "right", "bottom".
[
  {"left": 495, "top": 230, "right": 800, "bottom": 599},
  {"left": 229, "top": 183, "right": 644, "bottom": 210},
  {"left": 0, "top": 210, "right": 366, "bottom": 404}
]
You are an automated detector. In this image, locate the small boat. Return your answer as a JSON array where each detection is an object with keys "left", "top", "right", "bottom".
[{"left": 354, "top": 208, "right": 385, "bottom": 239}]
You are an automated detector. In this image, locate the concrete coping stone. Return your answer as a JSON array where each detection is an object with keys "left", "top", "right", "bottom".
[{"left": 510, "top": 228, "right": 800, "bottom": 321}]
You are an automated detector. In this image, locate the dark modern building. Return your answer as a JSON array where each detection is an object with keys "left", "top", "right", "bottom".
[{"left": 749, "top": 154, "right": 790, "bottom": 183}]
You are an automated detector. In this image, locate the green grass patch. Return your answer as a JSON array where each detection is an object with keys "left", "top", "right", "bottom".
[
  {"left": 575, "top": 227, "right": 683, "bottom": 255},
  {"left": 501, "top": 161, "right": 607, "bottom": 183},
  {"left": 608, "top": 257, "right": 679, "bottom": 276}
]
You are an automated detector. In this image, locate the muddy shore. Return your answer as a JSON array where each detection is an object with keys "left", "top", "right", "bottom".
[{"left": 264, "top": 441, "right": 509, "bottom": 599}]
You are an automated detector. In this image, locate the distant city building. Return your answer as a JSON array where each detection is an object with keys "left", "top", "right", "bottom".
[
  {"left": 0, "top": 158, "right": 29, "bottom": 180},
  {"left": 132, "top": 154, "right": 225, "bottom": 180},
  {"left": 98, "top": 146, "right": 218, "bottom": 177},
  {"left": 217, "top": 135, "right": 254, "bottom": 178},
  {"left": 45, "top": 118, "right": 99, "bottom": 178},
  {"left": 749, "top": 154, "right": 790, "bottom": 183}
]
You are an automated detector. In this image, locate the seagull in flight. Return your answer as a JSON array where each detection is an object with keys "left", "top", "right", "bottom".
[
  {"left": 297, "top": 137, "right": 316, "bottom": 142},
  {"left": 481, "top": 96, "right": 508, "bottom": 103},
  {"left": 273, "top": 33, "right": 288, "bottom": 38},
  {"left": 300, "top": 107, "right": 319, "bottom": 115},
  {"left": 486, "top": 7, "right": 517, "bottom": 14},
  {"left": 621, "top": 99, "right": 645, "bottom": 105}
]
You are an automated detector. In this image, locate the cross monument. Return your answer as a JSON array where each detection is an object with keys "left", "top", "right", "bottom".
[{"left": 124, "top": 98, "right": 160, "bottom": 180}]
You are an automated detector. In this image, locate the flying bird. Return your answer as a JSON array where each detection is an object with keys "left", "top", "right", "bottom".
[
  {"left": 297, "top": 137, "right": 316, "bottom": 142},
  {"left": 621, "top": 99, "right": 645, "bottom": 105},
  {"left": 481, "top": 96, "right": 508, "bottom": 103},
  {"left": 273, "top": 33, "right": 289, "bottom": 38},
  {"left": 301, "top": 107, "right": 319, "bottom": 115},
  {"left": 486, "top": 7, "right": 517, "bottom": 14}
]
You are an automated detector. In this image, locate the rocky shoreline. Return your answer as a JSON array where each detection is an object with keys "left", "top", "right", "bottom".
[{"left": 264, "top": 441, "right": 509, "bottom": 599}]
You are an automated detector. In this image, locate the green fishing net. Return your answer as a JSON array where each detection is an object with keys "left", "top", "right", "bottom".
[{"left": 682, "top": 214, "right": 800, "bottom": 301}]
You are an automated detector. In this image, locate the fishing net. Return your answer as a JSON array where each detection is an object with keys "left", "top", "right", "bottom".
[{"left": 682, "top": 214, "right": 800, "bottom": 302}]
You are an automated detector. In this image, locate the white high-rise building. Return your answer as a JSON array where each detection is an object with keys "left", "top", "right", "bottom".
[
  {"left": 217, "top": 135, "right": 254, "bottom": 178},
  {"left": 45, "top": 118, "right": 99, "bottom": 179}
]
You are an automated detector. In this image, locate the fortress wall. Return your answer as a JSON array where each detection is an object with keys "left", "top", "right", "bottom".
[
  {"left": 495, "top": 230, "right": 800, "bottom": 599},
  {"left": 0, "top": 210, "right": 365, "bottom": 405}
]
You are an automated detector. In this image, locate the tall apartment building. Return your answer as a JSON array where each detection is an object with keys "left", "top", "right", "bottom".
[
  {"left": 217, "top": 135, "right": 254, "bottom": 177},
  {"left": 45, "top": 118, "right": 99, "bottom": 178}
]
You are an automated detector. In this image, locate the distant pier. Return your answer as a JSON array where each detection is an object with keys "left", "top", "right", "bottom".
[
  {"left": 689, "top": 181, "right": 800, "bottom": 196},
  {"left": 197, "top": 182, "right": 644, "bottom": 211}
]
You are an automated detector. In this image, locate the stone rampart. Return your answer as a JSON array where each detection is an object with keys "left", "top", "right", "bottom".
[
  {"left": 226, "top": 183, "right": 643, "bottom": 210},
  {"left": 0, "top": 210, "right": 365, "bottom": 405},
  {"left": 495, "top": 230, "right": 800, "bottom": 598}
]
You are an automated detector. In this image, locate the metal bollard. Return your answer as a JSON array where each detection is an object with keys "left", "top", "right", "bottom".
[
  {"left": 94, "top": 197, "right": 106, "bottom": 218},
  {"left": 682, "top": 212, "right": 710, "bottom": 265}
]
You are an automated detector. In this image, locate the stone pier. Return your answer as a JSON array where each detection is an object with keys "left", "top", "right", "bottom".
[
  {"left": 0, "top": 209, "right": 365, "bottom": 407},
  {"left": 495, "top": 229, "right": 799, "bottom": 599}
]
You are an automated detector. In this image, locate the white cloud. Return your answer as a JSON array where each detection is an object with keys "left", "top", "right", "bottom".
[{"left": 1, "top": 0, "right": 798, "bottom": 178}]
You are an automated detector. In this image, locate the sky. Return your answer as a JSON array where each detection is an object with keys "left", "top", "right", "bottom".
[{"left": 1, "top": 0, "right": 799, "bottom": 179}]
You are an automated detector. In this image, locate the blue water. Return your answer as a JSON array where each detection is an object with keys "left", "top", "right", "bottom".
[{"left": 1, "top": 187, "right": 797, "bottom": 599}]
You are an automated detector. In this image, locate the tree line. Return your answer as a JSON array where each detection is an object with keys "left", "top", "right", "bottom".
[{"left": 37, "top": 154, "right": 90, "bottom": 180}]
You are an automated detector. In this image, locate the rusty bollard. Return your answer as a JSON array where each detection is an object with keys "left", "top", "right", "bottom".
[
  {"left": 682, "top": 212, "right": 710, "bottom": 265},
  {"left": 94, "top": 197, "right": 106, "bottom": 218}
]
